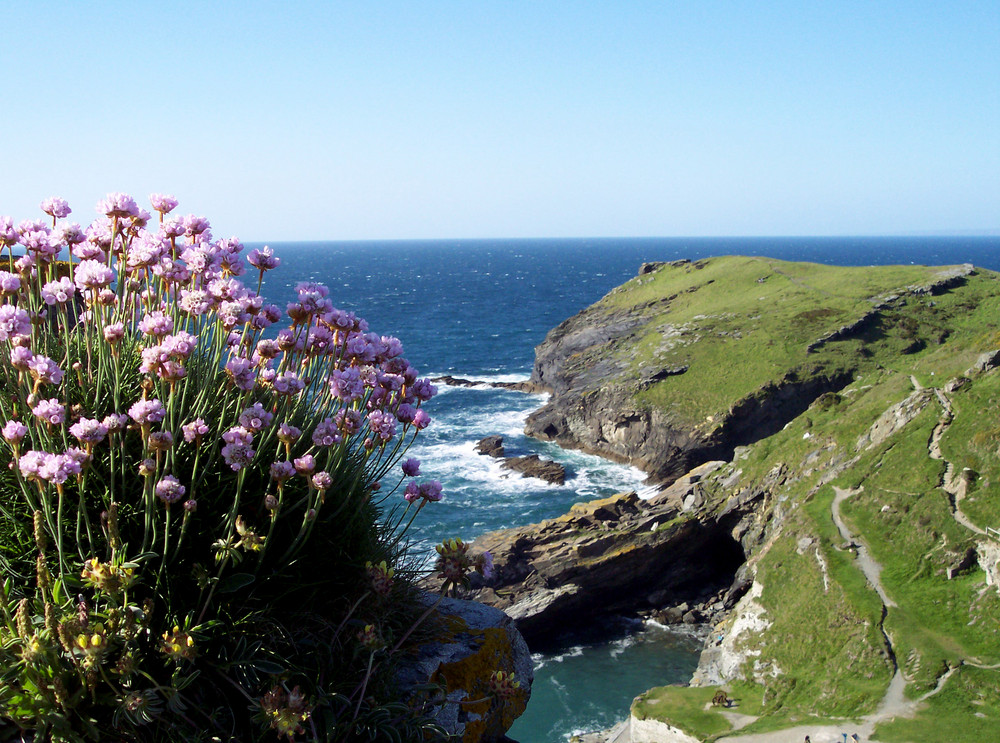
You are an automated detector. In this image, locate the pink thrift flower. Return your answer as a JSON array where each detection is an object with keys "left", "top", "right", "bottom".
[
  {"left": 311, "top": 418, "right": 341, "bottom": 447},
  {"left": 247, "top": 245, "right": 280, "bottom": 271},
  {"left": 104, "top": 323, "right": 126, "bottom": 344},
  {"left": 293, "top": 454, "right": 316, "bottom": 476},
  {"left": 40, "top": 197, "right": 71, "bottom": 219},
  {"left": 412, "top": 379, "right": 437, "bottom": 402},
  {"left": 41, "top": 276, "right": 76, "bottom": 305},
  {"left": 69, "top": 417, "right": 108, "bottom": 446},
  {"left": 3, "top": 420, "right": 27, "bottom": 444},
  {"left": 225, "top": 356, "right": 256, "bottom": 391},
  {"left": 129, "top": 399, "right": 166, "bottom": 425},
  {"left": 182, "top": 214, "right": 210, "bottom": 237},
  {"left": 32, "top": 398, "right": 66, "bottom": 426},
  {"left": 222, "top": 442, "right": 254, "bottom": 471},
  {"left": 0, "top": 217, "right": 17, "bottom": 246},
  {"left": 126, "top": 232, "right": 168, "bottom": 270},
  {"left": 401, "top": 458, "right": 420, "bottom": 477},
  {"left": 52, "top": 222, "right": 85, "bottom": 246},
  {"left": 277, "top": 424, "right": 301, "bottom": 445},
  {"left": 155, "top": 475, "right": 186, "bottom": 504},
  {"left": 18, "top": 450, "right": 47, "bottom": 479},
  {"left": 179, "top": 288, "right": 214, "bottom": 316},
  {"left": 102, "top": 413, "right": 130, "bottom": 434},
  {"left": 238, "top": 403, "right": 273, "bottom": 431},
  {"left": 97, "top": 192, "right": 139, "bottom": 219},
  {"left": 367, "top": 410, "right": 396, "bottom": 442},
  {"left": 182, "top": 418, "right": 209, "bottom": 444},
  {"left": 270, "top": 460, "right": 296, "bottom": 481},
  {"left": 28, "top": 355, "right": 63, "bottom": 386},
  {"left": 0, "top": 305, "right": 30, "bottom": 342},
  {"left": 477, "top": 551, "right": 495, "bottom": 580},
  {"left": 161, "top": 331, "right": 197, "bottom": 359},
  {"left": 74, "top": 259, "right": 115, "bottom": 291},
  {"left": 162, "top": 217, "right": 184, "bottom": 238},
  {"left": 10, "top": 346, "right": 33, "bottom": 370},
  {"left": 329, "top": 367, "right": 364, "bottom": 402},
  {"left": 149, "top": 193, "right": 179, "bottom": 215},
  {"left": 311, "top": 471, "right": 333, "bottom": 491},
  {"left": 273, "top": 370, "right": 305, "bottom": 396},
  {"left": 334, "top": 408, "right": 362, "bottom": 435},
  {"left": 413, "top": 409, "right": 431, "bottom": 430},
  {"left": 0, "top": 271, "right": 21, "bottom": 294},
  {"left": 148, "top": 431, "right": 174, "bottom": 451},
  {"left": 419, "top": 480, "right": 443, "bottom": 502},
  {"left": 138, "top": 310, "right": 173, "bottom": 337}
]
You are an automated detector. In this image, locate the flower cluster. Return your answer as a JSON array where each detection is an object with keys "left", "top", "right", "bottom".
[
  {"left": 0, "top": 193, "right": 463, "bottom": 741},
  {"left": 260, "top": 684, "right": 313, "bottom": 741},
  {"left": 434, "top": 538, "right": 494, "bottom": 593}
]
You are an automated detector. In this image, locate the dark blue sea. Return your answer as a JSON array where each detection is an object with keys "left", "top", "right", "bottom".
[{"left": 257, "top": 236, "right": 1000, "bottom": 742}]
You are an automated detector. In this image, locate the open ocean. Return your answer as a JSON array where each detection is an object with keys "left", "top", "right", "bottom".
[{"left": 256, "top": 236, "right": 999, "bottom": 742}]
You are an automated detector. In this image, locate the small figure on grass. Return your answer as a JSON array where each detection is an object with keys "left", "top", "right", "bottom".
[{"left": 711, "top": 689, "right": 730, "bottom": 707}]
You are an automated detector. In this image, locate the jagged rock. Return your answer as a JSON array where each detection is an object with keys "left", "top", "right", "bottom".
[
  {"left": 658, "top": 606, "right": 684, "bottom": 624},
  {"left": 945, "top": 376, "right": 970, "bottom": 392},
  {"left": 500, "top": 454, "right": 566, "bottom": 484},
  {"left": 432, "top": 375, "right": 545, "bottom": 393},
  {"left": 968, "top": 349, "right": 1000, "bottom": 375},
  {"left": 395, "top": 594, "right": 533, "bottom": 743},
  {"left": 855, "top": 388, "right": 934, "bottom": 450},
  {"left": 426, "top": 492, "right": 746, "bottom": 644},
  {"left": 978, "top": 541, "right": 1000, "bottom": 587},
  {"left": 476, "top": 436, "right": 506, "bottom": 458},
  {"left": 946, "top": 546, "right": 979, "bottom": 579}
]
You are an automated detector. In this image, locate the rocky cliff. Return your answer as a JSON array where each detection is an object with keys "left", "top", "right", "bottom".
[
  {"left": 524, "top": 257, "right": 974, "bottom": 483},
  {"left": 462, "top": 257, "right": 1000, "bottom": 741}
]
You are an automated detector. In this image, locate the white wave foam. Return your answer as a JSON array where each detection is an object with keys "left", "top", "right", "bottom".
[
  {"left": 543, "top": 645, "right": 584, "bottom": 666},
  {"left": 608, "top": 634, "right": 638, "bottom": 659}
]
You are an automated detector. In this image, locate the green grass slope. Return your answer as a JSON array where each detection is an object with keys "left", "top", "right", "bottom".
[
  {"left": 587, "top": 257, "right": 989, "bottom": 428},
  {"left": 602, "top": 258, "right": 1000, "bottom": 741}
]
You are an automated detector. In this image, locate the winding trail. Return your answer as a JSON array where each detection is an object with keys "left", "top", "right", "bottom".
[
  {"left": 715, "top": 377, "right": 985, "bottom": 743},
  {"left": 926, "top": 386, "right": 986, "bottom": 537},
  {"left": 584, "top": 375, "right": 998, "bottom": 743}
]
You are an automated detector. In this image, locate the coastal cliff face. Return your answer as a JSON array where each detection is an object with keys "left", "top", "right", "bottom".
[
  {"left": 524, "top": 257, "right": 973, "bottom": 483},
  {"left": 465, "top": 257, "right": 1000, "bottom": 740}
]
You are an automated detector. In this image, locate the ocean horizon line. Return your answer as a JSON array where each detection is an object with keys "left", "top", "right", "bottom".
[{"left": 247, "top": 232, "right": 1000, "bottom": 246}]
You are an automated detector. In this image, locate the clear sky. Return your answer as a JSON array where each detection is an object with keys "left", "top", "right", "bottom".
[{"left": 1, "top": 1, "right": 997, "bottom": 240}]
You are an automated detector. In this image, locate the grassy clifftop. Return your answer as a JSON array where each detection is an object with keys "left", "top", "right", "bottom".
[
  {"left": 527, "top": 256, "right": 997, "bottom": 485},
  {"left": 596, "top": 256, "right": 989, "bottom": 425},
  {"left": 583, "top": 258, "right": 1000, "bottom": 741}
]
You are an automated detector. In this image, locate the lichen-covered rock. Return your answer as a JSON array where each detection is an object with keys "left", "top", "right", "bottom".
[{"left": 395, "top": 594, "right": 533, "bottom": 743}]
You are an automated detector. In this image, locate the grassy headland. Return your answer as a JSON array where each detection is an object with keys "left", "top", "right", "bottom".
[{"left": 533, "top": 257, "right": 1000, "bottom": 740}]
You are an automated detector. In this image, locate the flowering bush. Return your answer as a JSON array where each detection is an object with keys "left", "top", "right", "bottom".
[{"left": 0, "top": 194, "right": 481, "bottom": 741}]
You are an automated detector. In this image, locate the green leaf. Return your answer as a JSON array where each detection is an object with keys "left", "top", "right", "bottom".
[
  {"left": 125, "top": 551, "right": 161, "bottom": 565},
  {"left": 218, "top": 573, "right": 255, "bottom": 593},
  {"left": 253, "top": 659, "right": 285, "bottom": 675}
]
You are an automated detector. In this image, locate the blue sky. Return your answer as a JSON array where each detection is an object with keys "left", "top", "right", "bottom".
[{"left": 1, "top": 1, "right": 997, "bottom": 240}]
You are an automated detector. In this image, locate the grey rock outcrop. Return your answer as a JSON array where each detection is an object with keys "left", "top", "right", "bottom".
[
  {"left": 430, "top": 487, "right": 753, "bottom": 644},
  {"left": 395, "top": 594, "right": 533, "bottom": 742},
  {"left": 500, "top": 454, "right": 566, "bottom": 485}
]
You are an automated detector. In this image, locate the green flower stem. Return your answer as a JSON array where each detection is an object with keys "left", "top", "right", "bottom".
[
  {"left": 159, "top": 505, "right": 173, "bottom": 577},
  {"left": 350, "top": 652, "right": 377, "bottom": 725}
]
